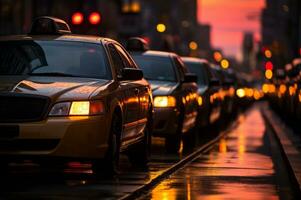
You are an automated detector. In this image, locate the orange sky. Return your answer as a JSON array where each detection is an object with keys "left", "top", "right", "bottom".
[{"left": 198, "top": 0, "right": 265, "bottom": 60}]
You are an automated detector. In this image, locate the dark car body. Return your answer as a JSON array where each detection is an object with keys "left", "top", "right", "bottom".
[
  {"left": 182, "top": 57, "right": 211, "bottom": 127},
  {"left": 130, "top": 50, "right": 198, "bottom": 152}
]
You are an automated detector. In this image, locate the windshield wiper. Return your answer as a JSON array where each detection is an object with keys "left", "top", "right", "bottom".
[{"left": 28, "top": 72, "right": 78, "bottom": 77}]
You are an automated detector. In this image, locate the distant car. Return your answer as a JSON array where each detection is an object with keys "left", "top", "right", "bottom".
[
  {"left": 211, "top": 66, "right": 236, "bottom": 118},
  {"left": 0, "top": 17, "right": 153, "bottom": 173},
  {"left": 182, "top": 57, "right": 211, "bottom": 128},
  {"left": 128, "top": 38, "right": 198, "bottom": 153}
]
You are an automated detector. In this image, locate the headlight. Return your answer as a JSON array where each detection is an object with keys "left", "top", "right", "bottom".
[
  {"left": 49, "top": 102, "right": 71, "bottom": 116},
  {"left": 49, "top": 100, "right": 104, "bottom": 116},
  {"left": 197, "top": 96, "right": 203, "bottom": 106},
  {"left": 236, "top": 88, "right": 245, "bottom": 98},
  {"left": 154, "top": 96, "right": 176, "bottom": 107}
]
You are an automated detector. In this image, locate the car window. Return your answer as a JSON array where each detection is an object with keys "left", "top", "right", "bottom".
[
  {"left": 173, "top": 56, "right": 185, "bottom": 81},
  {"left": 185, "top": 62, "right": 209, "bottom": 86},
  {"left": 108, "top": 44, "right": 125, "bottom": 77},
  {"left": 132, "top": 54, "right": 177, "bottom": 82},
  {"left": 0, "top": 40, "right": 110, "bottom": 79},
  {"left": 114, "top": 44, "right": 135, "bottom": 68}
]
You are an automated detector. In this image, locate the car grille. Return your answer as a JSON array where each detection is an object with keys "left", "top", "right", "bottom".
[{"left": 0, "top": 93, "right": 50, "bottom": 122}]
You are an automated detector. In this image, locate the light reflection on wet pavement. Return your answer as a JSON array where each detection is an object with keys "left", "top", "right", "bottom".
[
  {"left": 141, "top": 106, "right": 294, "bottom": 200},
  {"left": 0, "top": 126, "right": 218, "bottom": 199}
]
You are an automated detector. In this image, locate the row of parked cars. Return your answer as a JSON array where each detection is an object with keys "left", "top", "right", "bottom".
[
  {"left": 265, "top": 58, "right": 301, "bottom": 127},
  {"left": 0, "top": 17, "right": 253, "bottom": 174}
]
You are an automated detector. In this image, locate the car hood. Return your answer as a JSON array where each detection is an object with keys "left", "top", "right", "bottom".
[
  {"left": 0, "top": 76, "right": 109, "bottom": 101},
  {"left": 148, "top": 80, "right": 178, "bottom": 96}
]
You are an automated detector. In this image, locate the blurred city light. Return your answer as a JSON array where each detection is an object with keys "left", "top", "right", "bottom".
[
  {"left": 262, "top": 84, "right": 269, "bottom": 93},
  {"left": 265, "top": 61, "right": 273, "bottom": 70},
  {"left": 189, "top": 41, "right": 198, "bottom": 50},
  {"left": 253, "top": 90, "right": 262, "bottom": 100},
  {"left": 221, "top": 59, "right": 229, "bottom": 69},
  {"left": 156, "top": 23, "right": 166, "bottom": 33},
  {"left": 89, "top": 12, "right": 101, "bottom": 25},
  {"left": 245, "top": 88, "right": 254, "bottom": 97},
  {"left": 264, "top": 49, "right": 272, "bottom": 58},
  {"left": 265, "top": 69, "right": 273, "bottom": 79},
  {"left": 197, "top": 96, "right": 203, "bottom": 106},
  {"left": 72, "top": 12, "right": 84, "bottom": 25},
  {"left": 213, "top": 51, "right": 222, "bottom": 62},
  {"left": 131, "top": 1, "right": 141, "bottom": 13},
  {"left": 236, "top": 88, "right": 245, "bottom": 98},
  {"left": 279, "top": 84, "right": 287, "bottom": 94},
  {"left": 269, "top": 84, "right": 276, "bottom": 93}
]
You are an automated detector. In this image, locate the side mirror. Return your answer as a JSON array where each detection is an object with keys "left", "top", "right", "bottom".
[
  {"left": 209, "top": 78, "right": 220, "bottom": 87},
  {"left": 120, "top": 68, "right": 143, "bottom": 81},
  {"left": 184, "top": 73, "right": 198, "bottom": 83}
]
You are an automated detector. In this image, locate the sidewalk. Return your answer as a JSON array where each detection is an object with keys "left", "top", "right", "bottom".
[
  {"left": 262, "top": 105, "right": 301, "bottom": 194},
  {"left": 140, "top": 105, "right": 296, "bottom": 199}
]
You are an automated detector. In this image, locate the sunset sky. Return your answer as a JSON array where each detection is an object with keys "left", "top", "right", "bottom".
[{"left": 198, "top": 0, "right": 265, "bottom": 60}]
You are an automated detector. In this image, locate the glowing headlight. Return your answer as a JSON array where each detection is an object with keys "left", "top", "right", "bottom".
[
  {"left": 49, "top": 100, "right": 104, "bottom": 116},
  {"left": 69, "top": 101, "right": 90, "bottom": 115},
  {"left": 236, "top": 88, "right": 245, "bottom": 98},
  {"left": 154, "top": 96, "right": 176, "bottom": 107},
  {"left": 197, "top": 96, "right": 203, "bottom": 106}
]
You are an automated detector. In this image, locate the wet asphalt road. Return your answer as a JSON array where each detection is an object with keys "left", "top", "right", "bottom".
[
  {"left": 0, "top": 104, "right": 297, "bottom": 199},
  {"left": 139, "top": 106, "right": 297, "bottom": 200},
  {"left": 0, "top": 113, "right": 223, "bottom": 199}
]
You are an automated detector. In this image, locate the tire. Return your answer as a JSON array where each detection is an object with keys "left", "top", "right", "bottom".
[
  {"left": 165, "top": 113, "right": 184, "bottom": 153},
  {"left": 127, "top": 109, "right": 152, "bottom": 167},
  {"left": 93, "top": 112, "right": 121, "bottom": 175}
]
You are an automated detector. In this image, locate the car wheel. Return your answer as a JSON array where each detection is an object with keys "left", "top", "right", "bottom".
[
  {"left": 93, "top": 112, "right": 121, "bottom": 175},
  {"left": 165, "top": 113, "right": 184, "bottom": 153},
  {"left": 127, "top": 109, "right": 152, "bottom": 168}
]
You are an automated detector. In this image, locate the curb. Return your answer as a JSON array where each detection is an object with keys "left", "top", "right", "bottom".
[
  {"left": 118, "top": 120, "right": 238, "bottom": 200},
  {"left": 262, "top": 109, "right": 301, "bottom": 197}
]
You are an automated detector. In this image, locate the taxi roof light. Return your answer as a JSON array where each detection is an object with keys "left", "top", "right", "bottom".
[{"left": 30, "top": 16, "right": 72, "bottom": 35}]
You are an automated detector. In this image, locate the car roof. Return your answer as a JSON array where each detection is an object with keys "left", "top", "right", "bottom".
[
  {"left": 131, "top": 50, "right": 176, "bottom": 58},
  {"left": 0, "top": 34, "right": 116, "bottom": 44},
  {"left": 181, "top": 57, "right": 209, "bottom": 64}
]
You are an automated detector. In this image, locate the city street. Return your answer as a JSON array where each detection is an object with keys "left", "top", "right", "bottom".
[
  {"left": 0, "top": 104, "right": 299, "bottom": 199},
  {"left": 0, "top": 0, "right": 301, "bottom": 199}
]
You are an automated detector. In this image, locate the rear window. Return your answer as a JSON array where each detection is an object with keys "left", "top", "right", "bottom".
[
  {"left": 132, "top": 55, "right": 177, "bottom": 82},
  {"left": 185, "top": 62, "right": 209, "bottom": 86},
  {"left": 0, "top": 40, "right": 110, "bottom": 79}
]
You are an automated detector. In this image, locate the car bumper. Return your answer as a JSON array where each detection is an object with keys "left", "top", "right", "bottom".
[
  {"left": 0, "top": 115, "right": 110, "bottom": 159},
  {"left": 152, "top": 107, "right": 180, "bottom": 137}
]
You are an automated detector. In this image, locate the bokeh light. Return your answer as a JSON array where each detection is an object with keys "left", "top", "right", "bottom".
[
  {"left": 265, "top": 69, "right": 273, "bottom": 79},
  {"left": 156, "top": 24, "right": 166, "bottom": 33}
]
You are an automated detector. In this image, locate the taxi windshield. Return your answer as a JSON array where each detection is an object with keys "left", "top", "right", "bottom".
[
  {"left": 0, "top": 40, "right": 110, "bottom": 79},
  {"left": 132, "top": 55, "right": 177, "bottom": 82}
]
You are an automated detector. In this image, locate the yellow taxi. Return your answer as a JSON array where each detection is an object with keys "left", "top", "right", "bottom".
[{"left": 0, "top": 17, "right": 153, "bottom": 173}]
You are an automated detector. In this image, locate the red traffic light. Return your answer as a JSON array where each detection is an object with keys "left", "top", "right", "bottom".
[
  {"left": 89, "top": 12, "right": 101, "bottom": 25},
  {"left": 265, "top": 61, "right": 273, "bottom": 70},
  {"left": 72, "top": 12, "right": 84, "bottom": 25}
]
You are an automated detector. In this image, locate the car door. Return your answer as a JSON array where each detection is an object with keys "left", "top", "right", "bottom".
[
  {"left": 173, "top": 56, "right": 198, "bottom": 133},
  {"left": 114, "top": 44, "right": 149, "bottom": 136},
  {"left": 108, "top": 43, "right": 140, "bottom": 142}
]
